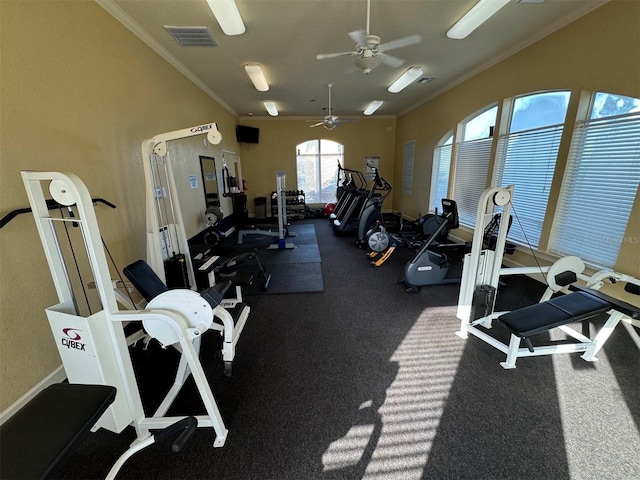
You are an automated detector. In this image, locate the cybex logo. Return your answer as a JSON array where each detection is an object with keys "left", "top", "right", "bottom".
[
  {"left": 190, "top": 124, "right": 212, "bottom": 133},
  {"left": 61, "top": 328, "right": 86, "bottom": 351}
]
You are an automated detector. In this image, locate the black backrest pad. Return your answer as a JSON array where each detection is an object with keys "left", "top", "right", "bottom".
[
  {"left": 123, "top": 259, "right": 169, "bottom": 302},
  {"left": 441, "top": 199, "right": 459, "bottom": 229},
  {"left": 499, "top": 291, "right": 612, "bottom": 337},
  {"left": 570, "top": 284, "right": 640, "bottom": 320}
]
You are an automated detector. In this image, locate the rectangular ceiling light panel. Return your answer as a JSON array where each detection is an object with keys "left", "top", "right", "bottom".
[
  {"left": 388, "top": 67, "right": 424, "bottom": 93},
  {"left": 206, "top": 0, "right": 246, "bottom": 36},
  {"left": 363, "top": 100, "right": 383, "bottom": 115},
  {"left": 244, "top": 64, "right": 269, "bottom": 92},
  {"left": 264, "top": 102, "right": 279, "bottom": 116},
  {"left": 447, "top": 0, "right": 510, "bottom": 39}
]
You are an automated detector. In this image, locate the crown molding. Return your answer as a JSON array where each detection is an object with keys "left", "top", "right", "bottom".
[{"left": 94, "top": 0, "right": 238, "bottom": 117}]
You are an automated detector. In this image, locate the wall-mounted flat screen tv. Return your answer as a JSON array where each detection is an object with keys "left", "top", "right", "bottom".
[{"left": 236, "top": 125, "right": 260, "bottom": 144}]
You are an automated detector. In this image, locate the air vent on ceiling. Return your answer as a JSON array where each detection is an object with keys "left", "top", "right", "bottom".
[{"left": 164, "top": 26, "right": 218, "bottom": 47}]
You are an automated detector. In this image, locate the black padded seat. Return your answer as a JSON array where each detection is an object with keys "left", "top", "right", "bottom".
[
  {"left": 499, "top": 291, "right": 612, "bottom": 338},
  {"left": 0, "top": 384, "right": 116, "bottom": 479}
]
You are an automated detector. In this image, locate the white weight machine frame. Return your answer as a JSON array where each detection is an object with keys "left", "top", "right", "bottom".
[
  {"left": 22, "top": 171, "right": 229, "bottom": 454},
  {"left": 456, "top": 185, "right": 640, "bottom": 369},
  {"left": 268, "top": 170, "right": 296, "bottom": 249},
  {"left": 141, "top": 123, "right": 251, "bottom": 310},
  {"left": 141, "top": 122, "right": 222, "bottom": 288}
]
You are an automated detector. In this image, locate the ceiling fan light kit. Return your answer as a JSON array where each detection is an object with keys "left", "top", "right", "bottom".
[
  {"left": 244, "top": 64, "right": 269, "bottom": 91},
  {"left": 388, "top": 66, "right": 424, "bottom": 93},
  {"left": 447, "top": 0, "right": 510, "bottom": 39},
  {"left": 316, "top": 0, "right": 422, "bottom": 75},
  {"left": 355, "top": 56, "right": 382, "bottom": 74},
  {"left": 206, "top": 0, "right": 245, "bottom": 36},
  {"left": 363, "top": 100, "right": 384, "bottom": 115},
  {"left": 264, "top": 101, "right": 278, "bottom": 116}
]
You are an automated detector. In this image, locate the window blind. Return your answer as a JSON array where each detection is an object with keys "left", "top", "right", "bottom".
[
  {"left": 550, "top": 112, "right": 640, "bottom": 268},
  {"left": 430, "top": 143, "right": 452, "bottom": 212},
  {"left": 453, "top": 138, "right": 492, "bottom": 226},
  {"left": 493, "top": 125, "right": 563, "bottom": 247}
]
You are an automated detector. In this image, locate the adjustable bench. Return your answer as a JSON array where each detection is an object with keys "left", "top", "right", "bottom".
[
  {"left": 497, "top": 284, "right": 640, "bottom": 369},
  {"left": 124, "top": 259, "right": 250, "bottom": 376}
]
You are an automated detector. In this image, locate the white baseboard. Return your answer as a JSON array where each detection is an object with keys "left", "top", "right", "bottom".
[{"left": 0, "top": 365, "right": 66, "bottom": 426}]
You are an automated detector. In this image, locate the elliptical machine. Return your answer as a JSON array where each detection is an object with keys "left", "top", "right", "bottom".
[
  {"left": 332, "top": 167, "right": 391, "bottom": 240},
  {"left": 400, "top": 199, "right": 463, "bottom": 292},
  {"left": 356, "top": 168, "right": 392, "bottom": 246}
]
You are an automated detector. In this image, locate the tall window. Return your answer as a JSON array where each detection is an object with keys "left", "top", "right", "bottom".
[
  {"left": 430, "top": 132, "right": 453, "bottom": 212},
  {"left": 296, "top": 139, "right": 344, "bottom": 204},
  {"left": 453, "top": 105, "right": 497, "bottom": 226},
  {"left": 493, "top": 91, "right": 570, "bottom": 247},
  {"left": 550, "top": 92, "right": 640, "bottom": 268}
]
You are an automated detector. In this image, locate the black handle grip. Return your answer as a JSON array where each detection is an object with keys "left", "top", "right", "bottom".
[
  {"left": 171, "top": 417, "right": 198, "bottom": 453},
  {"left": 152, "top": 416, "right": 198, "bottom": 453}
]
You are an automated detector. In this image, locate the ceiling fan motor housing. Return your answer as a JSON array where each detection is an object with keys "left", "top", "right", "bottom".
[{"left": 356, "top": 55, "right": 382, "bottom": 74}]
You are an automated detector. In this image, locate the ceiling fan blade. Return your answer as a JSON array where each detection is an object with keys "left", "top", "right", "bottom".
[
  {"left": 324, "top": 124, "right": 338, "bottom": 131},
  {"left": 309, "top": 122, "right": 325, "bottom": 128},
  {"left": 348, "top": 29, "right": 367, "bottom": 47},
  {"left": 336, "top": 119, "right": 357, "bottom": 124},
  {"left": 316, "top": 51, "right": 356, "bottom": 60},
  {"left": 377, "top": 52, "right": 405, "bottom": 68},
  {"left": 378, "top": 33, "right": 422, "bottom": 52}
]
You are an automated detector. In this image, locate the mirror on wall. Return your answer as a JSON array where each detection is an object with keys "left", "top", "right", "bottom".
[{"left": 199, "top": 155, "right": 220, "bottom": 208}]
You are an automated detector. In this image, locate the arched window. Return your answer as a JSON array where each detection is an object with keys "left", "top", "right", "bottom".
[
  {"left": 296, "top": 139, "right": 344, "bottom": 204},
  {"left": 430, "top": 131, "right": 453, "bottom": 212},
  {"left": 550, "top": 92, "right": 640, "bottom": 268},
  {"left": 452, "top": 105, "right": 498, "bottom": 226}
]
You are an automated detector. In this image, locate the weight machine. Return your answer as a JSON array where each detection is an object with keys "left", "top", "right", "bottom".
[
  {"left": 140, "top": 122, "right": 222, "bottom": 289},
  {"left": 455, "top": 185, "right": 640, "bottom": 368},
  {"left": 21, "top": 171, "right": 232, "bottom": 470},
  {"left": 268, "top": 170, "right": 296, "bottom": 249}
]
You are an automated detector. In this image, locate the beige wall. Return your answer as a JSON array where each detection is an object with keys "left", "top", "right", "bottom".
[
  {"left": 1, "top": 0, "right": 638, "bottom": 411},
  {"left": 234, "top": 117, "right": 397, "bottom": 212}
]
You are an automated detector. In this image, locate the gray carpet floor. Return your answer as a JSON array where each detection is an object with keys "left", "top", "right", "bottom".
[{"left": 56, "top": 218, "right": 640, "bottom": 480}]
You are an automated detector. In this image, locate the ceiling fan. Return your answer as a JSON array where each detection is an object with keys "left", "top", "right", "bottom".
[
  {"left": 309, "top": 84, "right": 355, "bottom": 131},
  {"left": 316, "top": 0, "right": 422, "bottom": 74}
]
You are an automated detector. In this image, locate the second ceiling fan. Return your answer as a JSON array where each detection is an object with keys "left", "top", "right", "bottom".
[
  {"left": 309, "top": 84, "right": 355, "bottom": 131},
  {"left": 316, "top": 0, "right": 422, "bottom": 74}
]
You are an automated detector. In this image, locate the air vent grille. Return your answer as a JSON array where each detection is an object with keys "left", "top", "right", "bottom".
[{"left": 164, "top": 26, "right": 218, "bottom": 47}]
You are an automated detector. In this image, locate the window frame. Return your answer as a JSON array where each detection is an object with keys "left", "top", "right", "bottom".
[
  {"left": 549, "top": 91, "right": 640, "bottom": 269},
  {"left": 295, "top": 139, "right": 344, "bottom": 204}
]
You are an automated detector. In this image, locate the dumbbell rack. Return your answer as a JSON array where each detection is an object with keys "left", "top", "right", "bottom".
[{"left": 270, "top": 190, "right": 305, "bottom": 220}]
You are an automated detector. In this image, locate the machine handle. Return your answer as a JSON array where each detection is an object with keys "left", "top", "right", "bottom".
[
  {"left": 152, "top": 416, "right": 198, "bottom": 453},
  {"left": 0, "top": 197, "right": 116, "bottom": 229}
]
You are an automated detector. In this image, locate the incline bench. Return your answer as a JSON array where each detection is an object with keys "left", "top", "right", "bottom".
[{"left": 497, "top": 284, "right": 640, "bottom": 369}]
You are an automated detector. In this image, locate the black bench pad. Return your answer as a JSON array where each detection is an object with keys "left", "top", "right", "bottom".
[
  {"left": 499, "top": 291, "right": 612, "bottom": 338},
  {"left": 0, "top": 383, "right": 116, "bottom": 479}
]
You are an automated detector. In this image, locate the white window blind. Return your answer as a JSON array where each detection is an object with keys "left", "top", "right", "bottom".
[
  {"left": 453, "top": 138, "right": 492, "bottom": 226},
  {"left": 493, "top": 125, "right": 563, "bottom": 247},
  {"left": 550, "top": 111, "right": 640, "bottom": 268},
  {"left": 430, "top": 143, "right": 452, "bottom": 212}
]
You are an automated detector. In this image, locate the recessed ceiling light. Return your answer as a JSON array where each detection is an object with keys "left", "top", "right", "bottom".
[
  {"left": 447, "top": 0, "right": 510, "bottom": 39},
  {"left": 388, "top": 67, "right": 424, "bottom": 93},
  {"left": 244, "top": 64, "right": 269, "bottom": 92},
  {"left": 206, "top": 0, "right": 245, "bottom": 36},
  {"left": 363, "top": 100, "right": 383, "bottom": 115},
  {"left": 264, "top": 101, "right": 278, "bottom": 116}
]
